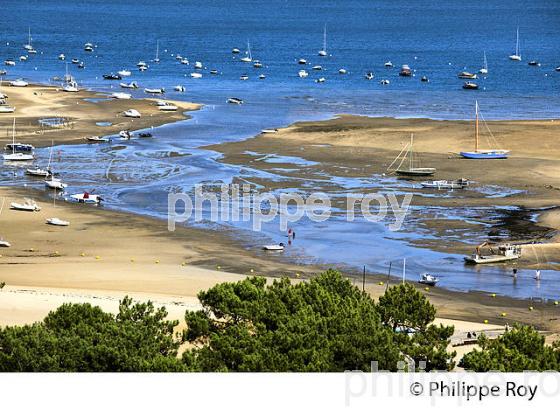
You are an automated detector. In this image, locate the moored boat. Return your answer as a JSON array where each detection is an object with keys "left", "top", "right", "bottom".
[{"left": 460, "top": 101, "right": 509, "bottom": 159}]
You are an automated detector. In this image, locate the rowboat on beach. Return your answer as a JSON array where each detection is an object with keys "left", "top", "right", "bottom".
[
  {"left": 123, "top": 109, "right": 141, "bottom": 118},
  {"left": 420, "top": 179, "right": 469, "bottom": 189},
  {"left": 11, "top": 199, "right": 41, "bottom": 212},
  {"left": 387, "top": 134, "right": 436, "bottom": 177},
  {"left": 46, "top": 217, "right": 70, "bottom": 226},
  {"left": 86, "top": 136, "right": 110, "bottom": 143}
]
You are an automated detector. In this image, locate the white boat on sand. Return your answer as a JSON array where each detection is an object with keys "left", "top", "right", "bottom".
[
  {"left": 11, "top": 199, "right": 41, "bottom": 212},
  {"left": 70, "top": 192, "right": 103, "bottom": 204},
  {"left": 123, "top": 109, "right": 141, "bottom": 118},
  {"left": 464, "top": 243, "right": 521, "bottom": 264},
  {"left": 263, "top": 243, "right": 285, "bottom": 251},
  {"left": 418, "top": 273, "right": 439, "bottom": 286},
  {"left": 46, "top": 217, "right": 70, "bottom": 226}
]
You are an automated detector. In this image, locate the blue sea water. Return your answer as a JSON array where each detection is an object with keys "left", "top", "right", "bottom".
[{"left": 1, "top": 0, "right": 560, "bottom": 299}]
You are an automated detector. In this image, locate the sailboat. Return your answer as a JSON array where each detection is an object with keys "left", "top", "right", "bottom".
[
  {"left": 509, "top": 27, "right": 521, "bottom": 61},
  {"left": 154, "top": 40, "right": 160, "bottom": 63},
  {"left": 479, "top": 51, "right": 488, "bottom": 74},
  {"left": 44, "top": 142, "right": 67, "bottom": 190},
  {"left": 388, "top": 134, "right": 436, "bottom": 176},
  {"left": 318, "top": 24, "right": 327, "bottom": 56},
  {"left": 2, "top": 119, "right": 34, "bottom": 161},
  {"left": 62, "top": 63, "right": 79, "bottom": 92},
  {"left": 460, "top": 101, "right": 509, "bottom": 159},
  {"left": 240, "top": 41, "right": 252, "bottom": 63},
  {"left": 24, "top": 27, "right": 35, "bottom": 52}
]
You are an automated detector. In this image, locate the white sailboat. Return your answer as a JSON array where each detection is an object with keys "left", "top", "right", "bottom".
[
  {"left": 154, "top": 40, "right": 160, "bottom": 63},
  {"left": 318, "top": 24, "right": 327, "bottom": 56},
  {"left": 62, "top": 63, "right": 79, "bottom": 92},
  {"left": 460, "top": 101, "right": 509, "bottom": 159},
  {"left": 3, "top": 119, "right": 34, "bottom": 161},
  {"left": 44, "top": 142, "right": 67, "bottom": 190},
  {"left": 479, "top": 51, "right": 488, "bottom": 75},
  {"left": 24, "top": 27, "right": 34, "bottom": 51},
  {"left": 240, "top": 41, "right": 252, "bottom": 63},
  {"left": 509, "top": 27, "right": 521, "bottom": 61}
]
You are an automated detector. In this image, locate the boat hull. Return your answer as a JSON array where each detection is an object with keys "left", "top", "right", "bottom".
[
  {"left": 396, "top": 168, "right": 436, "bottom": 176},
  {"left": 460, "top": 151, "right": 508, "bottom": 159},
  {"left": 464, "top": 255, "right": 520, "bottom": 264}
]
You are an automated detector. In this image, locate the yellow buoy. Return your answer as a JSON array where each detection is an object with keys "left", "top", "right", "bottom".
[
  {"left": 501, "top": 312, "right": 507, "bottom": 317},
  {"left": 529, "top": 306, "right": 534, "bottom": 311},
  {"left": 424, "top": 287, "right": 430, "bottom": 291},
  {"left": 130, "top": 259, "right": 135, "bottom": 263},
  {"left": 250, "top": 269, "right": 254, "bottom": 273},
  {"left": 555, "top": 301, "right": 559, "bottom": 306},
  {"left": 181, "top": 262, "right": 186, "bottom": 266},
  {"left": 295, "top": 273, "right": 300, "bottom": 278},
  {"left": 80, "top": 252, "right": 85, "bottom": 257},
  {"left": 378, "top": 281, "right": 384, "bottom": 286},
  {"left": 491, "top": 293, "right": 496, "bottom": 298},
  {"left": 483, "top": 319, "right": 489, "bottom": 324},
  {"left": 155, "top": 260, "right": 160, "bottom": 264},
  {"left": 217, "top": 265, "right": 221, "bottom": 270},
  {"left": 95, "top": 255, "right": 101, "bottom": 260}
]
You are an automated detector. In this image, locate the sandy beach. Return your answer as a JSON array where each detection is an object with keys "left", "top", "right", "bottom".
[
  {"left": 0, "top": 82, "right": 200, "bottom": 147},
  {"left": 210, "top": 114, "right": 560, "bottom": 268}
]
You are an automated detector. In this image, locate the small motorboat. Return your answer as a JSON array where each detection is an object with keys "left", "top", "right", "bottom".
[
  {"left": 421, "top": 76, "right": 429, "bottom": 82},
  {"left": 119, "top": 130, "right": 133, "bottom": 139},
  {"left": 46, "top": 217, "right": 70, "bottom": 226},
  {"left": 58, "top": 53, "right": 65, "bottom": 60},
  {"left": 26, "top": 167, "right": 51, "bottom": 177},
  {"left": 123, "top": 109, "right": 141, "bottom": 118},
  {"left": 315, "top": 77, "right": 325, "bottom": 83},
  {"left": 144, "top": 88, "right": 165, "bottom": 94},
  {"left": 338, "top": 68, "right": 347, "bottom": 74},
  {"left": 117, "top": 69, "right": 132, "bottom": 77},
  {"left": 77, "top": 62, "right": 85, "bottom": 69},
  {"left": 138, "top": 132, "right": 152, "bottom": 138},
  {"left": 10, "top": 199, "right": 41, "bottom": 212},
  {"left": 71, "top": 58, "right": 79, "bottom": 64},
  {"left": 0, "top": 106, "right": 16, "bottom": 113},
  {"left": 418, "top": 273, "right": 439, "bottom": 286},
  {"left": 0, "top": 239, "right": 10, "bottom": 247},
  {"left": 84, "top": 43, "right": 94, "bottom": 52},
  {"left": 399, "top": 64, "right": 412, "bottom": 76},
  {"left": 180, "top": 58, "right": 189, "bottom": 65},
  {"left": 194, "top": 61, "right": 203, "bottom": 69},
  {"left": 263, "top": 243, "right": 285, "bottom": 251},
  {"left": 232, "top": 48, "right": 240, "bottom": 54},
  {"left": 10, "top": 79, "right": 28, "bottom": 87},
  {"left": 139, "top": 65, "right": 148, "bottom": 72},
  {"left": 380, "top": 79, "right": 390, "bottom": 85},
  {"left": 365, "top": 72, "right": 374, "bottom": 80},
  {"left": 420, "top": 178, "right": 469, "bottom": 189},
  {"left": 458, "top": 71, "right": 477, "bottom": 79},
  {"left": 158, "top": 103, "right": 178, "bottom": 111},
  {"left": 462, "top": 81, "right": 479, "bottom": 90},
  {"left": 261, "top": 129, "right": 278, "bottom": 134},
  {"left": 556, "top": 66, "right": 560, "bottom": 72},
  {"left": 45, "top": 176, "right": 67, "bottom": 190},
  {"left": 253, "top": 60, "right": 263, "bottom": 68},
  {"left": 210, "top": 69, "right": 219, "bottom": 75},
  {"left": 174, "top": 85, "right": 186, "bottom": 92},
  {"left": 384, "top": 61, "right": 393, "bottom": 68},
  {"left": 4, "top": 59, "right": 16, "bottom": 66},
  {"left": 298, "top": 70, "right": 308, "bottom": 78},
  {"left": 190, "top": 72, "right": 202, "bottom": 78},
  {"left": 240, "top": 74, "right": 249, "bottom": 80},
  {"left": 137, "top": 61, "right": 147, "bottom": 67},
  {"left": 19, "top": 55, "right": 28, "bottom": 62},
  {"left": 120, "top": 81, "right": 138, "bottom": 89},
  {"left": 464, "top": 243, "right": 521, "bottom": 264},
  {"left": 528, "top": 61, "right": 541, "bottom": 66},
  {"left": 86, "top": 136, "right": 110, "bottom": 143},
  {"left": 227, "top": 97, "right": 243, "bottom": 104},
  {"left": 111, "top": 92, "right": 132, "bottom": 100},
  {"left": 298, "top": 59, "right": 307, "bottom": 65},
  {"left": 70, "top": 192, "right": 102, "bottom": 204},
  {"left": 103, "top": 74, "right": 122, "bottom": 80},
  {"left": 259, "top": 74, "right": 266, "bottom": 80},
  {"left": 312, "top": 65, "right": 322, "bottom": 71}
]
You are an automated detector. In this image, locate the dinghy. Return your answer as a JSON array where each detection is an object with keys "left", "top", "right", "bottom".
[
  {"left": 111, "top": 92, "right": 131, "bottom": 99},
  {"left": 120, "top": 81, "right": 138, "bottom": 89},
  {"left": 123, "top": 109, "right": 141, "bottom": 118},
  {"left": 26, "top": 167, "right": 51, "bottom": 177},
  {"left": 46, "top": 217, "right": 70, "bottom": 226},
  {"left": 227, "top": 97, "right": 243, "bottom": 104},
  {"left": 420, "top": 179, "right": 469, "bottom": 189},
  {"left": 144, "top": 88, "right": 165, "bottom": 94},
  {"left": 117, "top": 69, "right": 132, "bottom": 77},
  {"left": 190, "top": 72, "right": 202, "bottom": 79},
  {"left": 11, "top": 199, "right": 41, "bottom": 212},
  {"left": 263, "top": 243, "right": 285, "bottom": 251},
  {"left": 45, "top": 176, "right": 67, "bottom": 190},
  {"left": 86, "top": 135, "right": 110, "bottom": 143},
  {"left": 0, "top": 239, "right": 10, "bottom": 247}
]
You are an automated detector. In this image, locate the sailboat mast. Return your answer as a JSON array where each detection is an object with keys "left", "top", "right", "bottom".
[
  {"left": 12, "top": 118, "right": 16, "bottom": 154},
  {"left": 409, "top": 134, "right": 414, "bottom": 170},
  {"left": 516, "top": 27, "right": 520, "bottom": 56},
  {"left": 475, "top": 101, "right": 479, "bottom": 152},
  {"left": 323, "top": 24, "right": 327, "bottom": 53}
]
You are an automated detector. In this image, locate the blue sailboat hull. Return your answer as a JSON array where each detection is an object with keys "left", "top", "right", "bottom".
[{"left": 460, "top": 151, "right": 509, "bottom": 159}]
